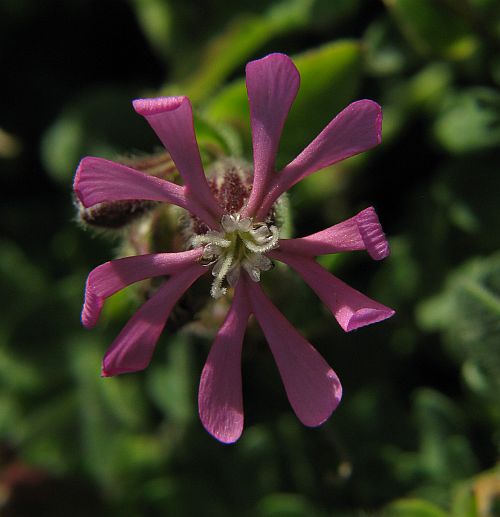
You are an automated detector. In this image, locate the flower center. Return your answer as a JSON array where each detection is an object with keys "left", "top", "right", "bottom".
[{"left": 192, "top": 214, "right": 279, "bottom": 298}]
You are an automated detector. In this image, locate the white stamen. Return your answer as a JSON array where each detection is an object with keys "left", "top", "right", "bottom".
[
  {"left": 242, "top": 260, "right": 261, "bottom": 282},
  {"left": 193, "top": 214, "right": 279, "bottom": 298},
  {"left": 210, "top": 252, "right": 234, "bottom": 298},
  {"left": 221, "top": 214, "right": 239, "bottom": 232},
  {"left": 202, "top": 243, "right": 222, "bottom": 259},
  {"left": 250, "top": 225, "right": 271, "bottom": 243},
  {"left": 211, "top": 256, "right": 225, "bottom": 277},
  {"left": 191, "top": 231, "right": 231, "bottom": 248},
  {"left": 238, "top": 217, "right": 252, "bottom": 232},
  {"left": 241, "top": 225, "right": 279, "bottom": 253},
  {"left": 246, "top": 253, "right": 272, "bottom": 271}
]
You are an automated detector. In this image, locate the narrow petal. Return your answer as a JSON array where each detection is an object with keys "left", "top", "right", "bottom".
[
  {"left": 198, "top": 283, "right": 251, "bottom": 444},
  {"left": 75, "top": 156, "right": 219, "bottom": 227},
  {"left": 133, "top": 97, "right": 222, "bottom": 221},
  {"left": 256, "top": 100, "right": 382, "bottom": 219},
  {"left": 82, "top": 248, "right": 203, "bottom": 329},
  {"left": 355, "top": 206, "right": 390, "bottom": 260},
  {"left": 102, "top": 264, "right": 205, "bottom": 377},
  {"left": 277, "top": 207, "right": 389, "bottom": 259},
  {"left": 243, "top": 277, "right": 342, "bottom": 427},
  {"left": 74, "top": 157, "right": 187, "bottom": 208},
  {"left": 242, "top": 54, "right": 300, "bottom": 218},
  {"left": 271, "top": 251, "right": 395, "bottom": 332}
]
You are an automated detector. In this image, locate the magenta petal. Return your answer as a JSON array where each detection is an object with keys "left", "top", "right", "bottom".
[
  {"left": 244, "top": 278, "right": 342, "bottom": 427},
  {"left": 277, "top": 206, "right": 389, "bottom": 259},
  {"left": 82, "top": 248, "right": 203, "bottom": 329},
  {"left": 74, "top": 157, "right": 187, "bottom": 208},
  {"left": 242, "top": 54, "right": 300, "bottom": 218},
  {"left": 277, "top": 211, "right": 366, "bottom": 257},
  {"left": 256, "top": 100, "right": 382, "bottom": 219},
  {"left": 133, "top": 97, "right": 222, "bottom": 222},
  {"left": 102, "top": 264, "right": 205, "bottom": 377},
  {"left": 198, "top": 283, "right": 250, "bottom": 444},
  {"left": 281, "top": 99, "right": 382, "bottom": 184},
  {"left": 271, "top": 251, "right": 395, "bottom": 332},
  {"left": 355, "top": 206, "right": 390, "bottom": 260}
]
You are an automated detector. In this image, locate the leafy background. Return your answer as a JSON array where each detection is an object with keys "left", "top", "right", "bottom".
[{"left": 1, "top": 0, "right": 500, "bottom": 515}]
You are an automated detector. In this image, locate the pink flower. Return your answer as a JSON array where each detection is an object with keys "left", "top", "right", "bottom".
[{"left": 74, "top": 53, "right": 394, "bottom": 443}]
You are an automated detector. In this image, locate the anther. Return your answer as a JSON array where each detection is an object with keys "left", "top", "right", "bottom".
[{"left": 194, "top": 214, "right": 279, "bottom": 298}]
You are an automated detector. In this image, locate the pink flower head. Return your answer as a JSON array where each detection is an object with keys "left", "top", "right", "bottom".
[{"left": 74, "top": 53, "right": 394, "bottom": 443}]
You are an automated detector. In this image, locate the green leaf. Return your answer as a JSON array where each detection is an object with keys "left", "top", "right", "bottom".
[
  {"left": 452, "top": 481, "right": 479, "bottom": 517},
  {"left": 418, "top": 253, "right": 500, "bottom": 400},
  {"left": 203, "top": 78, "right": 250, "bottom": 136},
  {"left": 434, "top": 88, "right": 500, "bottom": 153},
  {"left": 255, "top": 492, "right": 322, "bottom": 517},
  {"left": 100, "top": 375, "right": 146, "bottom": 430},
  {"left": 110, "top": 433, "right": 164, "bottom": 472},
  {"left": 100, "top": 285, "right": 141, "bottom": 326},
  {"left": 0, "top": 343, "right": 40, "bottom": 393},
  {"left": 0, "top": 240, "right": 47, "bottom": 331},
  {"left": 384, "top": 498, "right": 449, "bottom": 517},
  {"left": 147, "top": 334, "right": 195, "bottom": 425},
  {"left": 364, "top": 15, "right": 413, "bottom": 76},
  {"left": 182, "top": 0, "right": 366, "bottom": 103},
  {"left": 379, "top": 63, "right": 453, "bottom": 142},
  {"left": 180, "top": 0, "right": 315, "bottom": 103},
  {"left": 194, "top": 113, "right": 243, "bottom": 162},
  {"left": 308, "top": 0, "right": 362, "bottom": 30},
  {"left": 370, "top": 236, "right": 421, "bottom": 306},
  {"left": 414, "top": 389, "right": 478, "bottom": 482},
  {"left": 451, "top": 467, "right": 500, "bottom": 517},
  {"left": 275, "top": 415, "right": 315, "bottom": 493},
  {"left": 70, "top": 337, "right": 149, "bottom": 487},
  {"left": 20, "top": 393, "right": 79, "bottom": 473},
  {"left": 384, "top": 0, "right": 478, "bottom": 61},
  {"left": 426, "top": 154, "right": 500, "bottom": 251},
  {"left": 128, "top": 0, "right": 172, "bottom": 60}
]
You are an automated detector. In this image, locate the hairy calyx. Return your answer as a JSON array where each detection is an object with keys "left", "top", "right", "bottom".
[{"left": 192, "top": 214, "right": 279, "bottom": 298}]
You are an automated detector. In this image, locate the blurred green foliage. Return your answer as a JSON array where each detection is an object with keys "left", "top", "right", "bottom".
[{"left": 1, "top": 0, "right": 500, "bottom": 515}]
